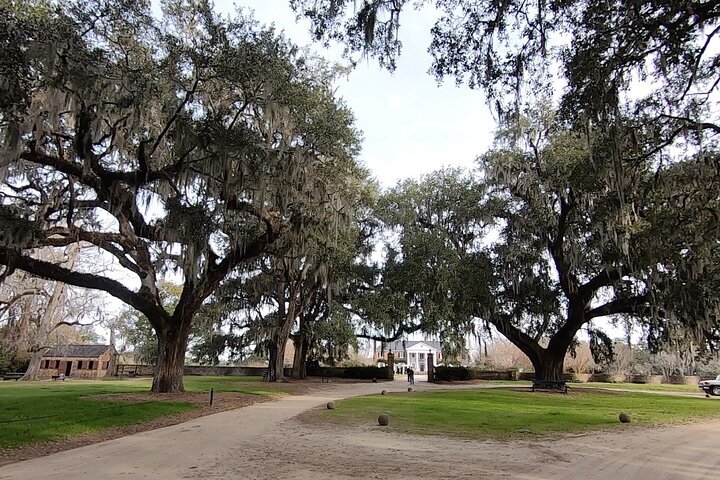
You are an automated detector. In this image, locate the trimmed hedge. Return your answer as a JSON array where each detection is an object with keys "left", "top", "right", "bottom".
[
  {"left": 309, "top": 366, "right": 392, "bottom": 380},
  {"left": 434, "top": 366, "right": 474, "bottom": 381},
  {"left": 343, "top": 366, "right": 390, "bottom": 379}
]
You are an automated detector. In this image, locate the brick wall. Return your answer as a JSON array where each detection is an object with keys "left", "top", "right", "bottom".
[{"left": 38, "top": 355, "right": 112, "bottom": 379}]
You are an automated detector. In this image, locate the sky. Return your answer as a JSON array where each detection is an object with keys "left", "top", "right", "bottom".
[{"left": 224, "top": 0, "right": 497, "bottom": 187}]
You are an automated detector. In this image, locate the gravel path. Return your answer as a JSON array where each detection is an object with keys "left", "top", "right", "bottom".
[{"left": 1, "top": 379, "right": 718, "bottom": 479}]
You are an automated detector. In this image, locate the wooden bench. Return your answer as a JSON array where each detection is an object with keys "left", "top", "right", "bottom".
[
  {"left": 3, "top": 372, "right": 24, "bottom": 381},
  {"left": 532, "top": 380, "right": 568, "bottom": 393}
]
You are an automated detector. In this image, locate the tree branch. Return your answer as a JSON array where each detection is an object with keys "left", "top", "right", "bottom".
[
  {"left": 547, "top": 191, "right": 577, "bottom": 296},
  {"left": 0, "top": 248, "right": 168, "bottom": 326},
  {"left": 586, "top": 295, "right": 650, "bottom": 320},
  {"left": 355, "top": 322, "right": 424, "bottom": 343},
  {"left": 579, "top": 266, "right": 624, "bottom": 302}
]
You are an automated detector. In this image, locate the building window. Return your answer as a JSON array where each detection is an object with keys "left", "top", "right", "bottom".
[
  {"left": 43, "top": 360, "right": 50, "bottom": 369},
  {"left": 55, "top": 360, "right": 60, "bottom": 369},
  {"left": 78, "top": 360, "right": 84, "bottom": 369},
  {"left": 89, "top": 361, "right": 95, "bottom": 370}
]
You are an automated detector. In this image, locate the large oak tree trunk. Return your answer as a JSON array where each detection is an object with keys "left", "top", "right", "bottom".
[
  {"left": 266, "top": 316, "right": 295, "bottom": 382},
  {"left": 531, "top": 350, "right": 566, "bottom": 383},
  {"left": 152, "top": 327, "right": 189, "bottom": 393},
  {"left": 22, "top": 347, "right": 49, "bottom": 381},
  {"left": 266, "top": 333, "right": 288, "bottom": 382},
  {"left": 493, "top": 313, "right": 576, "bottom": 386},
  {"left": 291, "top": 333, "right": 309, "bottom": 379}
]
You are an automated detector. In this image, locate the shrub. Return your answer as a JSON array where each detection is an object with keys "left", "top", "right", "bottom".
[
  {"left": 308, "top": 366, "right": 345, "bottom": 378},
  {"left": 0, "top": 348, "right": 29, "bottom": 375},
  {"left": 308, "top": 365, "right": 392, "bottom": 380},
  {"left": 434, "top": 366, "right": 474, "bottom": 381},
  {"left": 343, "top": 366, "right": 389, "bottom": 380}
]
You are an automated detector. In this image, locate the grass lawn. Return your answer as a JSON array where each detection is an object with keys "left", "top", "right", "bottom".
[
  {"left": 323, "top": 388, "right": 720, "bottom": 439},
  {"left": 0, "top": 376, "right": 276, "bottom": 450},
  {"left": 573, "top": 382, "right": 700, "bottom": 393},
  {"left": 480, "top": 380, "right": 700, "bottom": 393}
]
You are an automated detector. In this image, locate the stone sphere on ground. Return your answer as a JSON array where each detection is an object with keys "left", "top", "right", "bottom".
[
  {"left": 407, "top": 387, "right": 413, "bottom": 392},
  {"left": 378, "top": 414, "right": 389, "bottom": 426},
  {"left": 381, "top": 390, "right": 387, "bottom": 395},
  {"left": 619, "top": 412, "right": 631, "bottom": 423},
  {"left": 326, "top": 402, "right": 335, "bottom": 410}
]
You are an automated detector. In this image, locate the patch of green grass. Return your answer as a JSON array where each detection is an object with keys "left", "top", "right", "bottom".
[
  {"left": 574, "top": 382, "right": 699, "bottom": 393},
  {"left": 0, "top": 376, "right": 277, "bottom": 450},
  {"left": 323, "top": 389, "right": 720, "bottom": 439},
  {"left": 480, "top": 380, "right": 699, "bottom": 393}
]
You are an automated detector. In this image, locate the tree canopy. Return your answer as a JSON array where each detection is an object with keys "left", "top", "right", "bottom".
[
  {"left": 378, "top": 107, "right": 720, "bottom": 380},
  {"left": 0, "top": 0, "right": 364, "bottom": 391},
  {"left": 290, "top": 0, "right": 720, "bottom": 378},
  {"left": 290, "top": 0, "right": 719, "bottom": 125}
]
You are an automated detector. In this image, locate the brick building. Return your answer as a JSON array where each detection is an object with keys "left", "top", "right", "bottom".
[{"left": 39, "top": 344, "right": 118, "bottom": 379}]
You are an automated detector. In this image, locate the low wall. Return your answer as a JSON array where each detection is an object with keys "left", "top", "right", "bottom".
[
  {"left": 471, "top": 369, "right": 518, "bottom": 381},
  {"left": 628, "top": 375, "right": 663, "bottom": 384},
  {"left": 590, "top": 374, "right": 628, "bottom": 383},
  {"left": 432, "top": 367, "right": 518, "bottom": 382},
  {"left": 517, "top": 372, "right": 700, "bottom": 385},
  {"left": 116, "top": 364, "right": 292, "bottom": 377},
  {"left": 116, "top": 364, "right": 154, "bottom": 376},
  {"left": 309, "top": 366, "right": 393, "bottom": 380},
  {"left": 666, "top": 375, "right": 700, "bottom": 385}
]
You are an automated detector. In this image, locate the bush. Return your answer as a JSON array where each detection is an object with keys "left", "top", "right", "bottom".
[
  {"left": 0, "top": 348, "right": 29, "bottom": 375},
  {"left": 308, "top": 366, "right": 345, "bottom": 378},
  {"left": 308, "top": 365, "right": 391, "bottom": 380},
  {"left": 434, "top": 366, "right": 474, "bottom": 381},
  {"left": 343, "top": 366, "right": 390, "bottom": 379}
]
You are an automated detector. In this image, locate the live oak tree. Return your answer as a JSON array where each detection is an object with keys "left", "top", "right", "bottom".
[
  {"left": 382, "top": 110, "right": 720, "bottom": 382},
  {"left": 214, "top": 182, "right": 367, "bottom": 381},
  {"left": 291, "top": 0, "right": 720, "bottom": 371},
  {"left": 240, "top": 253, "right": 331, "bottom": 382},
  {"left": 0, "top": 1, "right": 361, "bottom": 392},
  {"left": 356, "top": 170, "right": 491, "bottom": 355},
  {"left": 290, "top": 0, "right": 719, "bottom": 129}
]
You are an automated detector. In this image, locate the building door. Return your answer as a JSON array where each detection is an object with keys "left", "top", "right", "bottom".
[{"left": 65, "top": 361, "right": 72, "bottom": 376}]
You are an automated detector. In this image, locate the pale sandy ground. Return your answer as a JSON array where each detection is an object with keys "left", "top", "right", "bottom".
[{"left": 1, "top": 379, "right": 718, "bottom": 480}]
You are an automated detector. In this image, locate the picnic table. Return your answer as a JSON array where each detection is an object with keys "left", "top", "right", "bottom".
[{"left": 2, "top": 372, "right": 24, "bottom": 381}]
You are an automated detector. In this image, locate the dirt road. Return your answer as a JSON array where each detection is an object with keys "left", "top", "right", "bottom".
[{"left": 1, "top": 380, "right": 718, "bottom": 479}]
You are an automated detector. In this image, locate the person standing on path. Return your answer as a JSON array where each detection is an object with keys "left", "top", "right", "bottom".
[{"left": 408, "top": 367, "right": 415, "bottom": 385}]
